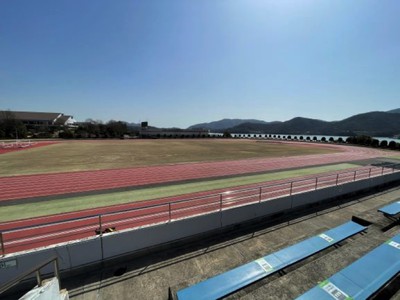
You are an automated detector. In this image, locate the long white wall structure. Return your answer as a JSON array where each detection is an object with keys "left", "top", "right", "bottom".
[{"left": 1, "top": 172, "right": 399, "bottom": 288}]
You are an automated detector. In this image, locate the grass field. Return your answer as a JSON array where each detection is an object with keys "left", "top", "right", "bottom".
[
  {"left": 0, "top": 163, "right": 357, "bottom": 222},
  {"left": 0, "top": 139, "right": 341, "bottom": 176}
]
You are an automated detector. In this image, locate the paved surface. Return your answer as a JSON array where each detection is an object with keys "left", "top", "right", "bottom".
[{"left": 43, "top": 185, "right": 400, "bottom": 300}]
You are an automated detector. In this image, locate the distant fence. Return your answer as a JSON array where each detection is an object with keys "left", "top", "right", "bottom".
[
  {"left": 0, "top": 140, "right": 34, "bottom": 149},
  {"left": 1, "top": 164, "right": 399, "bottom": 256}
]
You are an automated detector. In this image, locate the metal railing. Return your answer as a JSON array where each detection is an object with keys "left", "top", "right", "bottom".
[
  {"left": 0, "top": 256, "right": 60, "bottom": 296},
  {"left": 0, "top": 165, "right": 399, "bottom": 255}
]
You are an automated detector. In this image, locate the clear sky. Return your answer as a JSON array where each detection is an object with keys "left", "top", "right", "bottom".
[{"left": 1, "top": 0, "right": 399, "bottom": 128}]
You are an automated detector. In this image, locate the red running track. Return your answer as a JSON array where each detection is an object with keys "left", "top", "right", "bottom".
[
  {"left": 0, "top": 165, "right": 383, "bottom": 231},
  {"left": 0, "top": 143, "right": 390, "bottom": 202},
  {"left": 0, "top": 166, "right": 397, "bottom": 254},
  {"left": 0, "top": 165, "right": 368, "bottom": 229}
]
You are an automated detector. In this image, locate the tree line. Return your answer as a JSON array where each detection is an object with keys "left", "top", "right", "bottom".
[
  {"left": 0, "top": 112, "right": 133, "bottom": 139},
  {"left": 0, "top": 111, "right": 28, "bottom": 138},
  {"left": 60, "top": 119, "right": 132, "bottom": 139},
  {"left": 229, "top": 133, "right": 400, "bottom": 151},
  {"left": 1, "top": 111, "right": 399, "bottom": 150},
  {"left": 346, "top": 135, "right": 400, "bottom": 150}
]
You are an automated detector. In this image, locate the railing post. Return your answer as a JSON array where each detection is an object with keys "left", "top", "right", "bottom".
[
  {"left": 99, "top": 215, "right": 105, "bottom": 261},
  {"left": 290, "top": 181, "right": 293, "bottom": 195},
  {"left": 259, "top": 187, "right": 262, "bottom": 203},
  {"left": 54, "top": 258, "right": 60, "bottom": 287},
  {"left": 369, "top": 168, "right": 372, "bottom": 178},
  {"left": 353, "top": 171, "right": 357, "bottom": 181},
  {"left": 219, "top": 194, "right": 223, "bottom": 228},
  {"left": 98, "top": 215, "right": 103, "bottom": 236},
  {"left": 336, "top": 173, "right": 339, "bottom": 186},
  {"left": 381, "top": 167, "right": 384, "bottom": 175},
  {"left": 315, "top": 177, "right": 318, "bottom": 190},
  {"left": 169, "top": 202, "right": 172, "bottom": 222},
  {"left": 0, "top": 232, "right": 4, "bottom": 256},
  {"left": 36, "top": 270, "right": 42, "bottom": 287}
]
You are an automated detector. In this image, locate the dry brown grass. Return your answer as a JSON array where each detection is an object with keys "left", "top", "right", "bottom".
[{"left": 0, "top": 139, "right": 340, "bottom": 176}]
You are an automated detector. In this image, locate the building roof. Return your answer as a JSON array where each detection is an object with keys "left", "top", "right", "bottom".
[
  {"left": 55, "top": 115, "right": 75, "bottom": 125},
  {"left": 0, "top": 111, "right": 77, "bottom": 125},
  {"left": 0, "top": 111, "right": 62, "bottom": 122},
  {"left": 14, "top": 111, "right": 61, "bottom": 121}
]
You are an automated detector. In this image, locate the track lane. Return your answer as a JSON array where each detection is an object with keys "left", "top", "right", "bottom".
[{"left": 1, "top": 165, "right": 397, "bottom": 255}]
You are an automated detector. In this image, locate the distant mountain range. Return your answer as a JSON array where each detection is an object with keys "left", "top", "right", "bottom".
[
  {"left": 187, "top": 119, "right": 273, "bottom": 131},
  {"left": 387, "top": 108, "right": 400, "bottom": 114},
  {"left": 188, "top": 110, "right": 400, "bottom": 137}
]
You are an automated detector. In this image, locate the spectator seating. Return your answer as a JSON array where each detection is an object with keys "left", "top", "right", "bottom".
[
  {"left": 378, "top": 200, "right": 400, "bottom": 222},
  {"left": 296, "top": 233, "right": 400, "bottom": 299},
  {"left": 176, "top": 221, "right": 366, "bottom": 300}
]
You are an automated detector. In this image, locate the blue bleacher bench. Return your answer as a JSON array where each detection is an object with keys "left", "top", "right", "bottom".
[
  {"left": 296, "top": 233, "right": 400, "bottom": 300},
  {"left": 176, "top": 221, "right": 366, "bottom": 300},
  {"left": 378, "top": 200, "right": 400, "bottom": 221}
]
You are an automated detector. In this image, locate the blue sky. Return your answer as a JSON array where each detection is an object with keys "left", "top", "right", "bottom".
[{"left": 1, "top": 1, "right": 399, "bottom": 128}]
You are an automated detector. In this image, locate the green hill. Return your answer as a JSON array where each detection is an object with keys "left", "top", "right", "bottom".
[{"left": 199, "top": 110, "right": 400, "bottom": 137}]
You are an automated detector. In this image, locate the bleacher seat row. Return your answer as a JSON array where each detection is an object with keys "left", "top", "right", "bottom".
[
  {"left": 176, "top": 221, "right": 366, "bottom": 300},
  {"left": 296, "top": 233, "right": 400, "bottom": 299},
  {"left": 378, "top": 199, "right": 400, "bottom": 222}
]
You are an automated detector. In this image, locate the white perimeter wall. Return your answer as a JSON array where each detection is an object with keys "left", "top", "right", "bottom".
[{"left": 1, "top": 172, "right": 399, "bottom": 287}]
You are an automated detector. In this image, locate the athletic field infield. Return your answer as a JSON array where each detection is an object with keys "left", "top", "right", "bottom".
[{"left": 0, "top": 139, "right": 340, "bottom": 176}]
